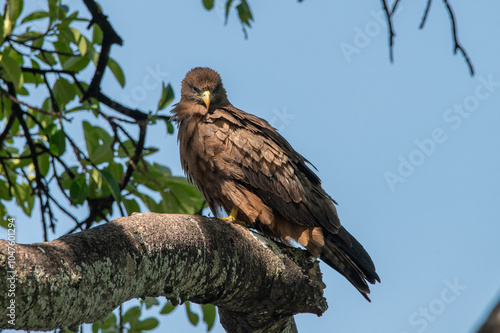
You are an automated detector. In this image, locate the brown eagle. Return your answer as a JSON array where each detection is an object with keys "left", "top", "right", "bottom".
[{"left": 172, "top": 67, "right": 380, "bottom": 300}]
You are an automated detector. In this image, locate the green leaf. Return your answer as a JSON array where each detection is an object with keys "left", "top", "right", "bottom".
[
  {"left": 37, "top": 153, "right": 50, "bottom": 177},
  {"left": 93, "top": 312, "right": 117, "bottom": 333},
  {"left": 137, "top": 192, "right": 158, "bottom": 212},
  {"left": 53, "top": 77, "right": 77, "bottom": 108},
  {"left": 134, "top": 318, "right": 159, "bottom": 331},
  {"left": 62, "top": 56, "right": 90, "bottom": 71},
  {"left": 117, "top": 140, "right": 136, "bottom": 158},
  {"left": 236, "top": 0, "right": 253, "bottom": 26},
  {"left": 0, "top": 180, "right": 11, "bottom": 200},
  {"left": 201, "top": 304, "right": 217, "bottom": 331},
  {"left": 70, "top": 28, "right": 88, "bottom": 56},
  {"left": 123, "top": 306, "right": 141, "bottom": 325},
  {"left": 107, "top": 58, "right": 125, "bottom": 87},
  {"left": 142, "top": 297, "right": 160, "bottom": 309},
  {"left": 160, "top": 301, "right": 177, "bottom": 315},
  {"left": 60, "top": 166, "right": 78, "bottom": 190},
  {"left": 13, "top": 183, "right": 35, "bottom": 216},
  {"left": 0, "top": 15, "right": 5, "bottom": 45},
  {"left": 69, "top": 176, "right": 88, "bottom": 205},
  {"left": 35, "top": 52, "right": 57, "bottom": 66},
  {"left": 157, "top": 83, "right": 174, "bottom": 111},
  {"left": 48, "top": 0, "right": 60, "bottom": 24},
  {"left": 123, "top": 198, "right": 140, "bottom": 216},
  {"left": 203, "top": 0, "right": 215, "bottom": 10},
  {"left": 0, "top": 204, "right": 9, "bottom": 229},
  {"left": 82, "top": 121, "right": 114, "bottom": 165},
  {"left": 99, "top": 169, "right": 121, "bottom": 202},
  {"left": 4, "top": 0, "right": 24, "bottom": 33},
  {"left": 21, "top": 11, "right": 49, "bottom": 24},
  {"left": 49, "top": 129, "right": 66, "bottom": 156},
  {"left": 163, "top": 118, "right": 175, "bottom": 134},
  {"left": 224, "top": 0, "right": 234, "bottom": 24},
  {"left": 1, "top": 53, "right": 24, "bottom": 90},
  {"left": 93, "top": 25, "right": 103, "bottom": 45},
  {"left": 185, "top": 302, "right": 199, "bottom": 326}
]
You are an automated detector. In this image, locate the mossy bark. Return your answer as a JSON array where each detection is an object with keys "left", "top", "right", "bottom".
[{"left": 0, "top": 213, "right": 328, "bottom": 332}]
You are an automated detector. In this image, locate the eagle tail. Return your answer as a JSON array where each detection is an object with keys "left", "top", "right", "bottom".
[{"left": 320, "top": 226, "right": 380, "bottom": 302}]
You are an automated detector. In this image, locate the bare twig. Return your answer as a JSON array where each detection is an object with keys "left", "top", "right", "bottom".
[
  {"left": 0, "top": 87, "right": 70, "bottom": 120},
  {"left": 97, "top": 92, "right": 148, "bottom": 121},
  {"left": 81, "top": 0, "right": 123, "bottom": 102},
  {"left": 442, "top": 0, "right": 474, "bottom": 76},
  {"left": 420, "top": 0, "right": 433, "bottom": 29},
  {"left": 381, "top": 0, "right": 395, "bottom": 62}
]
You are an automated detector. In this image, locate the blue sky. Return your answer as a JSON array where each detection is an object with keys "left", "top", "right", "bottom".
[{"left": 3, "top": 1, "right": 500, "bottom": 332}]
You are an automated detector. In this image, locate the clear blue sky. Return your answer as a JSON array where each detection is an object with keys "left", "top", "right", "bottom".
[{"left": 4, "top": 1, "right": 500, "bottom": 332}]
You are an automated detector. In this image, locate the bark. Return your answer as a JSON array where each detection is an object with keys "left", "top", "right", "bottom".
[
  {"left": 477, "top": 299, "right": 500, "bottom": 333},
  {"left": 0, "top": 213, "right": 328, "bottom": 332}
]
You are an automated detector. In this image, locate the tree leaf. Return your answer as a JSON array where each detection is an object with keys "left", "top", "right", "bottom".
[
  {"left": 163, "top": 118, "right": 175, "bottom": 134},
  {"left": 203, "top": 0, "right": 215, "bottom": 10},
  {"left": 123, "top": 198, "right": 140, "bottom": 216},
  {"left": 37, "top": 153, "right": 50, "bottom": 177},
  {"left": 21, "top": 11, "right": 49, "bottom": 24},
  {"left": 123, "top": 306, "right": 141, "bottom": 325},
  {"left": 185, "top": 302, "right": 199, "bottom": 326},
  {"left": 0, "top": 180, "right": 11, "bottom": 200},
  {"left": 236, "top": 0, "right": 253, "bottom": 26},
  {"left": 70, "top": 28, "right": 88, "bottom": 56},
  {"left": 49, "top": 129, "right": 66, "bottom": 156},
  {"left": 4, "top": 0, "right": 24, "bottom": 33},
  {"left": 201, "top": 304, "right": 217, "bottom": 331},
  {"left": 69, "top": 176, "right": 88, "bottom": 205},
  {"left": 0, "top": 53, "right": 24, "bottom": 90},
  {"left": 134, "top": 318, "right": 159, "bottom": 331},
  {"left": 160, "top": 301, "right": 176, "bottom": 315},
  {"left": 53, "top": 77, "right": 77, "bottom": 109},
  {"left": 225, "top": 0, "right": 234, "bottom": 24},
  {"left": 107, "top": 57, "right": 125, "bottom": 87},
  {"left": 142, "top": 297, "right": 159, "bottom": 310},
  {"left": 82, "top": 121, "right": 114, "bottom": 165},
  {"left": 157, "top": 82, "right": 174, "bottom": 111},
  {"left": 62, "top": 56, "right": 90, "bottom": 71},
  {"left": 99, "top": 169, "right": 121, "bottom": 202},
  {"left": 93, "top": 25, "right": 103, "bottom": 45}
]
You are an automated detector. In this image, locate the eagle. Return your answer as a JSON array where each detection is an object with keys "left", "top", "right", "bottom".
[{"left": 171, "top": 67, "right": 380, "bottom": 300}]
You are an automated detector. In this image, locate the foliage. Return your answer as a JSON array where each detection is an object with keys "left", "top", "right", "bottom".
[
  {"left": 91, "top": 299, "right": 216, "bottom": 333},
  {"left": 0, "top": 0, "right": 212, "bottom": 331},
  {"left": 0, "top": 0, "right": 205, "bottom": 235}
]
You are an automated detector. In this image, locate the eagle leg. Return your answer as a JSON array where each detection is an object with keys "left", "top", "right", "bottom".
[{"left": 220, "top": 206, "right": 246, "bottom": 226}]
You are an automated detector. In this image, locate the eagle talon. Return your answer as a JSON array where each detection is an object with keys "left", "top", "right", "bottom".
[{"left": 220, "top": 207, "right": 246, "bottom": 226}]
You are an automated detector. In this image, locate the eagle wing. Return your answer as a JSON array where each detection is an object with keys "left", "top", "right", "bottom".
[{"left": 213, "top": 105, "right": 341, "bottom": 235}]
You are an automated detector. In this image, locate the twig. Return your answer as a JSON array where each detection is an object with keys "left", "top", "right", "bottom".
[
  {"left": 0, "top": 87, "right": 70, "bottom": 120},
  {"left": 81, "top": 0, "right": 123, "bottom": 102},
  {"left": 97, "top": 92, "right": 148, "bottom": 121},
  {"left": 442, "top": 0, "right": 474, "bottom": 76},
  {"left": 420, "top": 0, "right": 433, "bottom": 29},
  {"left": 381, "top": 0, "right": 395, "bottom": 62},
  {"left": 21, "top": 67, "right": 77, "bottom": 75},
  {"left": 119, "top": 121, "right": 147, "bottom": 189}
]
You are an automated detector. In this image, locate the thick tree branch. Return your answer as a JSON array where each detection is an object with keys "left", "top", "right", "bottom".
[{"left": 0, "top": 213, "right": 328, "bottom": 332}]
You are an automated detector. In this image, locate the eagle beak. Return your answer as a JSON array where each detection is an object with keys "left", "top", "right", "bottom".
[{"left": 202, "top": 90, "right": 211, "bottom": 110}]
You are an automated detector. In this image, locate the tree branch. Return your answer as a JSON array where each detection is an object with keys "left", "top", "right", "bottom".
[
  {"left": 81, "top": 0, "right": 123, "bottom": 102},
  {"left": 478, "top": 298, "right": 500, "bottom": 333},
  {"left": 442, "top": 0, "right": 474, "bottom": 76},
  {"left": 0, "top": 213, "right": 327, "bottom": 332},
  {"left": 381, "top": 0, "right": 395, "bottom": 62}
]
